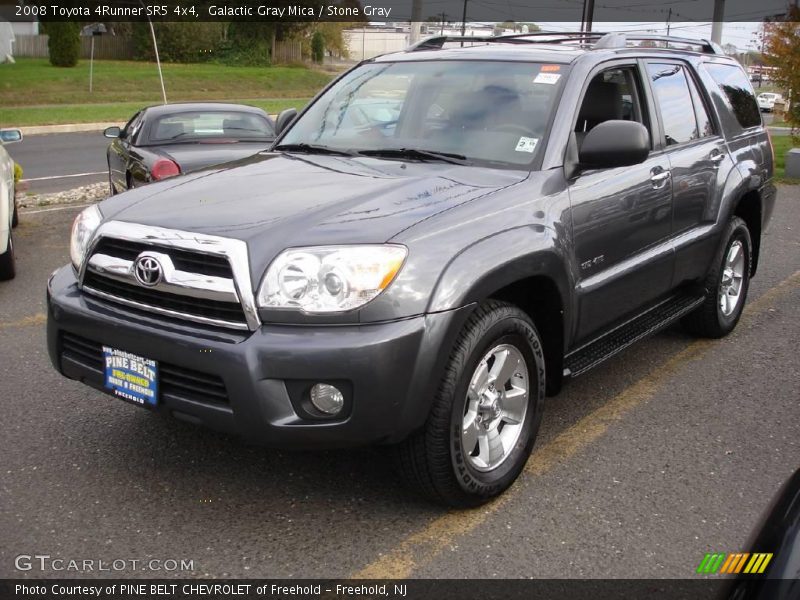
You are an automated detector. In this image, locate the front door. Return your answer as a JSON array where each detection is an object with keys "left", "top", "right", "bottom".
[{"left": 568, "top": 64, "right": 674, "bottom": 344}]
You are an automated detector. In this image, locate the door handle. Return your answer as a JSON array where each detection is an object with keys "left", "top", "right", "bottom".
[{"left": 650, "top": 169, "right": 671, "bottom": 187}]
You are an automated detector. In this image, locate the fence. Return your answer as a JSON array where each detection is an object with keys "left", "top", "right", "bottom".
[
  {"left": 13, "top": 35, "right": 303, "bottom": 64},
  {"left": 271, "top": 40, "right": 302, "bottom": 64},
  {"left": 13, "top": 35, "right": 135, "bottom": 60}
]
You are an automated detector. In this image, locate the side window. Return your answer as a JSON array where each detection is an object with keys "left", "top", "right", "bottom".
[
  {"left": 575, "top": 66, "right": 650, "bottom": 147},
  {"left": 647, "top": 63, "right": 698, "bottom": 146},
  {"left": 703, "top": 62, "right": 761, "bottom": 129},
  {"left": 685, "top": 70, "right": 715, "bottom": 138}
]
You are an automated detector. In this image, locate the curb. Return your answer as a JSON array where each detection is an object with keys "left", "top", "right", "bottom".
[{"left": 20, "top": 122, "right": 123, "bottom": 136}]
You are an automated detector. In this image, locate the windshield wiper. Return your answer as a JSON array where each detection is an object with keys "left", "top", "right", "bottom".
[
  {"left": 357, "top": 148, "right": 471, "bottom": 165},
  {"left": 273, "top": 143, "right": 358, "bottom": 157}
]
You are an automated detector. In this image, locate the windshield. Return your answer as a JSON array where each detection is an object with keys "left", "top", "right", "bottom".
[
  {"left": 279, "top": 60, "right": 566, "bottom": 168},
  {"left": 146, "top": 111, "right": 275, "bottom": 144}
]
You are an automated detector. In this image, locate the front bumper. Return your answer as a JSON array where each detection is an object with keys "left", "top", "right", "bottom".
[{"left": 47, "top": 266, "right": 471, "bottom": 448}]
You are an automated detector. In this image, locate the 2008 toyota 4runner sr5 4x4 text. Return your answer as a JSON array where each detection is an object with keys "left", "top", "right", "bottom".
[{"left": 48, "top": 32, "right": 775, "bottom": 506}]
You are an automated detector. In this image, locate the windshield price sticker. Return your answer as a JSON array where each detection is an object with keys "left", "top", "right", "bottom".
[
  {"left": 515, "top": 137, "right": 539, "bottom": 153},
  {"left": 534, "top": 72, "right": 562, "bottom": 85}
]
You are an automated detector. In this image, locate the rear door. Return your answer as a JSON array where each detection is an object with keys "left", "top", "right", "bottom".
[{"left": 644, "top": 60, "right": 730, "bottom": 285}]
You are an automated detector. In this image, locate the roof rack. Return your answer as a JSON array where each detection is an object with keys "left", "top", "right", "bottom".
[{"left": 408, "top": 32, "right": 724, "bottom": 56}]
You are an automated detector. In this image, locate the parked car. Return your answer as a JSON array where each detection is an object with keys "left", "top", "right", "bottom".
[
  {"left": 757, "top": 92, "right": 783, "bottom": 112},
  {"left": 48, "top": 33, "right": 775, "bottom": 506},
  {"left": 105, "top": 103, "right": 275, "bottom": 194},
  {"left": 0, "top": 128, "right": 22, "bottom": 281}
]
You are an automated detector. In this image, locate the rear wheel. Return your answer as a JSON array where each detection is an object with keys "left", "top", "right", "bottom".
[
  {"left": 395, "top": 301, "right": 545, "bottom": 507},
  {"left": 0, "top": 231, "right": 16, "bottom": 281},
  {"left": 683, "top": 216, "right": 751, "bottom": 338}
]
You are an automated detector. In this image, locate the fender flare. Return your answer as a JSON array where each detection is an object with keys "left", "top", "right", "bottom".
[{"left": 428, "top": 225, "right": 573, "bottom": 345}]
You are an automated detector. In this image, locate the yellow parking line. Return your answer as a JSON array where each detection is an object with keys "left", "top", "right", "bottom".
[
  {"left": 352, "top": 270, "right": 800, "bottom": 580},
  {"left": 0, "top": 313, "right": 47, "bottom": 329}
]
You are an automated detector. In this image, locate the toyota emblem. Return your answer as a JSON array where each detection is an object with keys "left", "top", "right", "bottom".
[{"left": 133, "top": 255, "right": 163, "bottom": 287}]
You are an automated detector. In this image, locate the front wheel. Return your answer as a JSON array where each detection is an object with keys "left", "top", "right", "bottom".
[
  {"left": 683, "top": 216, "right": 752, "bottom": 338},
  {"left": 395, "top": 301, "right": 545, "bottom": 507}
]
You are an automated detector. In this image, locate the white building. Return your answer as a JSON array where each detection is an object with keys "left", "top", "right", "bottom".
[{"left": 344, "top": 23, "right": 516, "bottom": 61}]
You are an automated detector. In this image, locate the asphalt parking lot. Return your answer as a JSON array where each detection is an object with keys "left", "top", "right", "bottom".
[
  {"left": 9, "top": 132, "right": 110, "bottom": 195},
  {"left": 1, "top": 187, "right": 798, "bottom": 580}
]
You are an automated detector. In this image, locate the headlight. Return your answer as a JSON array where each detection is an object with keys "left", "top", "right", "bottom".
[
  {"left": 257, "top": 245, "right": 407, "bottom": 313},
  {"left": 69, "top": 204, "right": 102, "bottom": 271}
]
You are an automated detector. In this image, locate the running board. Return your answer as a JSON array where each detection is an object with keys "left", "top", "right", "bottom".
[{"left": 563, "top": 293, "right": 705, "bottom": 378}]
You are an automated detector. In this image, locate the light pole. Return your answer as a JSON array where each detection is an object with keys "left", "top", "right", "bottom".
[
  {"left": 140, "top": 0, "right": 167, "bottom": 104},
  {"left": 80, "top": 23, "right": 106, "bottom": 94}
]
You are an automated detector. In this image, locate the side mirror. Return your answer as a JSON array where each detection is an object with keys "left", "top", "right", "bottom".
[
  {"left": 0, "top": 129, "right": 23, "bottom": 144},
  {"left": 275, "top": 108, "right": 298, "bottom": 137},
  {"left": 579, "top": 120, "right": 650, "bottom": 169},
  {"left": 103, "top": 126, "right": 122, "bottom": 139}
]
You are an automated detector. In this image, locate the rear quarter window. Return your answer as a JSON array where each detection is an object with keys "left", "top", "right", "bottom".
[{"left": 704, "top": 63, "right": 761, "bottom": 129}]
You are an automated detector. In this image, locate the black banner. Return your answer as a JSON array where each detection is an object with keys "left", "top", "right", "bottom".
[
  {"left": 1, "top": 579, "right": 728, "bottom": 600},
  {"left": 0, "top": 0, "right": 796, "bottom": 23}
]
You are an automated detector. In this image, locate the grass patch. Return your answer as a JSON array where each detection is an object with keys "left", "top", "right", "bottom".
[
  {"left": 0, "top": 58, "right": 329, "bottom": 125},
  {"left": 772, "top": 135, "right": 799, "bottom": 183}
]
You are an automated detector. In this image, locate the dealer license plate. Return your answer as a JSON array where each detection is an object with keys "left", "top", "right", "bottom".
[{"left": 102, "top": 346, "right": 158, "bottom": 407}]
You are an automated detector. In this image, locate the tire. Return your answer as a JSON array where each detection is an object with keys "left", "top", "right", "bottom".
[
  {"left": 11, "top": 182, "right": 18, "bottom": 228},
  {"left": 394, "top": 300, "right": 546, "bottom": 507},
  {"left": 683, "top": 216, "right": 752, "bottom": 338},
  {"left": 0, "top": 231, "right": 16, "bottom": 281}
]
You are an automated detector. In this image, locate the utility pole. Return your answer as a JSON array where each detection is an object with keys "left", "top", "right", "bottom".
[
  {"left": 666, "top": 8, "right": 672, "bottom": 36},
  {"left": 409, "top": 0, "right": 422, "bottom": 46},
  {"left": 440, "top": 12, "right": 447, "bottom": 35},
  {"left": 461, "top": 0, "right": 468, "bottom": 44},
  {"left": 581, "top": 0, "right": 595, "bottom": 33},
  {"left": 710, "top": 0, "right": 725, "bottom": 45}
]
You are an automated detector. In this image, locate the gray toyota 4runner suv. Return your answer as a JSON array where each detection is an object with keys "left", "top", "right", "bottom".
[{"left": 48, "top": 32, "right": 775, "bottom": 506}]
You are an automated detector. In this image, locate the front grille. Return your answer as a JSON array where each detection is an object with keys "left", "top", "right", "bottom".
[
  {"left": 61, "top": 332, "right": 229, "bottom": 406},
  {"left": 92, "top": 238, "right": 233, "bottom": 278},
  {"left": 84, "top": 236, "right": 248, "bottom": 330},
  {"left": 83, "top": 271, "right": 248, "bottom": 324}
]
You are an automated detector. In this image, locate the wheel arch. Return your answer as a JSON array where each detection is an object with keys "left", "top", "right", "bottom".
[
  {"left": 732, "top": 190, "right": 762, "bottom": 276},
  {"left": 427, "top": 230, "right": 572, "bottom": 397}
]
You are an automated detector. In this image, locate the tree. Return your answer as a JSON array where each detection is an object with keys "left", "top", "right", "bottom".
[
  {"left": 762, "top": 10, "right": 800, "bottom": 133},
  {"left": 47, "top": 22, "right": 80, "bottom": 67}
]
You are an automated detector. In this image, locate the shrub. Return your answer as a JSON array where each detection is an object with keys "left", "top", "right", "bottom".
[
  {"left": 311, "top": 31, "right": 325, "bottom": 64},
  {"left": 14, "top": 163, "right": 23, "bottom": 185},
  {"left": 133, "top": 22, "right": 225, "bottom": 63},
  {"left": 47, "top": 22, "right": 80, "bottom": 67}
]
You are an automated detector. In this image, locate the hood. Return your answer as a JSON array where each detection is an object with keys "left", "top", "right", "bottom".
[
  {"left": 99, "top": 152, "right": 527, "bottom": 279},
  {"left": 157, "top": 142, "right": 271, "bottom": 173}
]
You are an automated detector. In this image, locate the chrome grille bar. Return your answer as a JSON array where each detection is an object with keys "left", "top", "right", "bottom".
[{"left": 79, "top": 221, "right": 261, "bottom": 331}]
